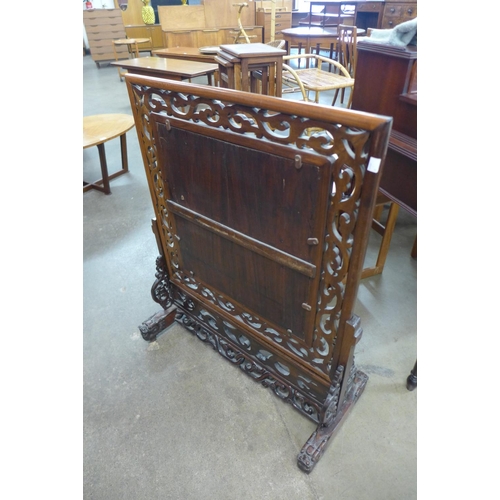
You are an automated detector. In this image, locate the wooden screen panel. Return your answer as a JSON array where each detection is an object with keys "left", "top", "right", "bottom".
[
  {"left": 157, "top": 126, "right": 330, "bottom": 262},
  {"left": 154, "top": 121, "right": 333, "bottom": 343},
  {"left": 173, "top": 215, "right": 312, "bottom": 340}
]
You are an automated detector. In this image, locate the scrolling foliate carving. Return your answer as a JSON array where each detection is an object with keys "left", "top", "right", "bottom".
[
  {"left": 150, "top": 255, "right": 174, "bottom": 310},
  {"left": 129, "top": 83, "right": 370, "bottom": 157},
  {"left": 138, "top": 255, "right": 177, "bottom": 342},
  {"left": 319, "top": 365, "right": 344, "bottom": 428},
  {"left": 128, "top": 83, "right": 373, "bottom": 376},
  {"left": 128, "top": 86, "right": 182, "bottom": 277}
]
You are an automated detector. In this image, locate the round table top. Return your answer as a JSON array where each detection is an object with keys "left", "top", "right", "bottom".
[
  {"left": 83, "top": 114, "right": 135, "bottom": 149},
  {"left": 113, "top": 38, "right": 151, "bottom": 45}
]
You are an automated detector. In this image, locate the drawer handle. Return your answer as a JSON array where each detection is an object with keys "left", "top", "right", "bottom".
[
  {"left": 388, "top": 21, "right": 394, "bottom": 26},
  {"left": 407, "top": 8, "right": 413, "bottom": 14},
  {"left": 390, "top": 7, "right": 395, "bottom": 12}
]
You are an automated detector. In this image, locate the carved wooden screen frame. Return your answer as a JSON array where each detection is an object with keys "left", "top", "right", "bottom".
[{"left": 125, "top": 74, "right": 392, "bottom": 472}]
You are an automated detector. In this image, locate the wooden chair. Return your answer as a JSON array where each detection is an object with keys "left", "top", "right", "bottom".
[
  {"left": 332, "top": 24, "right": 358, "bottom": 108},
  {"left": 266, "top": 39, "right": 286, "bottom": 50},
  {"left": 282, "top": 53, "right": 354, "bottom": 104}
]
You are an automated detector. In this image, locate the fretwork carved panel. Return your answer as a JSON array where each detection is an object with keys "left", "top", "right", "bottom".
[{"left": 126, "top": 76, "right": 392, "bottom": 472}]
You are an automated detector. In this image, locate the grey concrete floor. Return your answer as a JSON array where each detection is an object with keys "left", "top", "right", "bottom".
[{"left": 83, "top": 52, "right": 417, "bottom": 500}]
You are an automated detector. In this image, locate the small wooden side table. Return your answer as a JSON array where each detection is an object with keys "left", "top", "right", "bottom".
[
  {"left": 216, "top": 43, "right": 286, "bottom": 97},
  {"left": 152, "top": 46, "right": 220, "bottom": 86},
  {"left": 113, "top": 38, "right": 151, "bottom": 80},
  {"left": 83, "top": 114, "right": 135, "bottom": 195},
  {"left": 111, "top": 57, "right": 218, "bottom": 86},
  {"left": 113, "top": 38, "right": 151, "bottom": 58}
]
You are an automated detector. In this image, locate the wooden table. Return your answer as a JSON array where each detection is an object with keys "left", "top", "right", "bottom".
[
  {"left": 113, "top": 38, "right": 151, "bottom": 58},
  {"left": 111, "top": 56, "right": 218, "bottom": 85},
  {"left": 152, "top": 47, "right": 220, "bottom": 85},
  {"left": 281, "top": 26, "right": 365, "bottom": 59},
  {"left": 83, "top": 114, "right": 135, "bottom": 195},
  {"left": 152, "top": 46, "right": 217, "bottom": 63},
  {"left": 215, "top": 43, "right": 286, "bottom": 97}
]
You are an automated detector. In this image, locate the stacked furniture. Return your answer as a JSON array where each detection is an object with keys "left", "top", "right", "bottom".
[
  {"left": 215, "top": 42, "right": 286, "bottom": 96},
  {"left": 83, "top": 8, "right": 128, "bottom": 67}
]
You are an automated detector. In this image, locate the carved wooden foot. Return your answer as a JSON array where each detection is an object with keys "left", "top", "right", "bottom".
[
  {"left": 406, "top": 360, "right": 417, "bottom": 391},
  {"left": 138, "top": 305, "right": 178, "bottom": 342},
  {"left": 297, "top": 370, "right": 368, "bottom": 473}
]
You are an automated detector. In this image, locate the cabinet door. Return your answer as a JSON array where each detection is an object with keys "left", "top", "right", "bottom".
[
  {"left": 355, "top": 2, "right": 382, "bottom": 30},
  {"left": 148, "top": 26, "right": 164, "bottom": 49},
  {"left": 125, "top": 25, "right": 163, "bottom": 50},
  {"left": 125, "top": 26, "right": 153, "bottom": 50},
  {"left": 198, "top": 29, "right": 224, "bottom": 47},
  {"left": 165, "top": 30, "right": 197, "bottom": 48}
]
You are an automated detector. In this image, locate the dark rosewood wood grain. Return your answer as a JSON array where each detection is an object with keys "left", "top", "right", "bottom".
[{"left": 125, "top": 75, "right": 392, "bottom": 472}]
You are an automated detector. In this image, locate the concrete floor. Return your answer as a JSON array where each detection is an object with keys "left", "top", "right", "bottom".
[{"left": 83, "top": 52, "right": 417, "bottom": 500}]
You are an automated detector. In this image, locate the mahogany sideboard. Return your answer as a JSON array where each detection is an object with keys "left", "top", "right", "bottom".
[{"left": 352, "top": 40, "right": 417, "bottom": 216}]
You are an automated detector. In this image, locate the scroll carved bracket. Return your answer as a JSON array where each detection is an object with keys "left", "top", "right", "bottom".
[
  {"left": 138, "top": 255, "right": 178, "bottom": 342},
  {"left": 297, "top": 368, "right": 368, "bottom": 473}
]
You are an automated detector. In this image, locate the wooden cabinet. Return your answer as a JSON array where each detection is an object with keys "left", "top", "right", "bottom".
[
  {"left": 162, "top": 27, "right": 264, "bottom": 49},
  {"left": 381, "top": 1, "right": 417, "bottom": 29},
  {"left": 158, "top": 1, "right": 263, "bottom": 48},
  {"left": 256, "top": 11, "right": 292, "bottom": 43},
  {"left": 352, "top": 40, "right": 417, "bottom": 216},
  {"left": 83, "top": 8, "right": 128, "bottom": 66},
  {"left": 355, "top": 1, "right": 384, "bottom": 30},
  {"left": 163, "top": 30, "right": 198, "bottom": 49},
  {"left": 125, "top": 24, "right": 164, "bottom": 50}
]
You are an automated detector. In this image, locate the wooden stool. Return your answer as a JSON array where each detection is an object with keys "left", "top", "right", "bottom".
[
  {"left": 83, "top": 114, "right": 135, "bottom": 195},
  {"left": 216, "top": 43, "right": 286, "bottom": 96}
]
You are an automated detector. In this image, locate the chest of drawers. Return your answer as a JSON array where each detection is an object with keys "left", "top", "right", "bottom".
[{"left": 381, "top": 1, "right": 417, "bottom": 29}]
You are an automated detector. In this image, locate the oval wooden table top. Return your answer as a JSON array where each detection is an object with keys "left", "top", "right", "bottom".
[
  {"left": 113, "top": 38, "right": 151, "bottom": 46},
  {"left": 83, "top": 114, "right": 135, "bottom": 149}
]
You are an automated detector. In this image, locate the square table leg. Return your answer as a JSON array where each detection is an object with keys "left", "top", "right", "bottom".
[{"left": 97, "top": 143, "right": 111, "bottom": 195}]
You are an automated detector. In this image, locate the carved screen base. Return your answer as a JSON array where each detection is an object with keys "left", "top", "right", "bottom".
[{"left": 139, "top": 254, "right": 368, "bottom": 473}]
